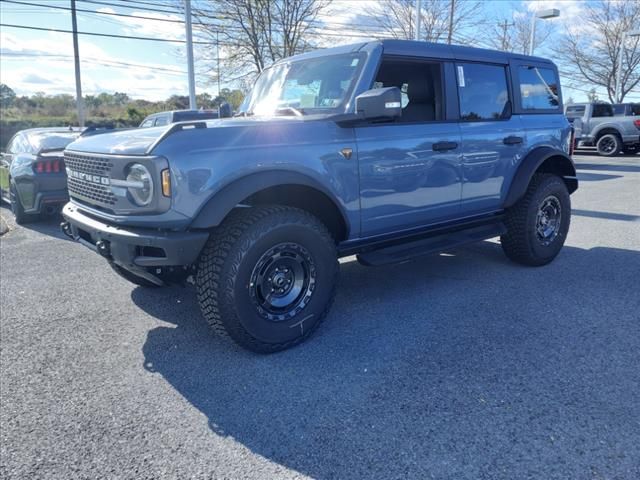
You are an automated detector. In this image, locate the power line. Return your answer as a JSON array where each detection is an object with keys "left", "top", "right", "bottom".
[
  {"left": 3, "top": 0, "right": 185, "bottom": 24},
  {"left": 78, "top": 0, "right": 181, "bottom": 15},
  {"left": 1, "top": 51, "right": 188, "bottom": 75},
  {"left": 0, "top": 22, "right": 213, "bottom": 44}
]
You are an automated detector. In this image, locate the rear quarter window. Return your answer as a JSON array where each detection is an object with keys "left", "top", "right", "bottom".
[
  {"left": 518, "top": 66, "right": 560, "bottom": 110},
  {"left": 565, "top": 106, "right": 585, "bottom": 118}
]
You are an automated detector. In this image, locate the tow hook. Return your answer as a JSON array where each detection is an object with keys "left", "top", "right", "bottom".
[
  {"left": 95, "top": 240, "right": 111, "bottom": 258},
  {"left": 60, "top": 221, "right": 73, "bottom": 239}
]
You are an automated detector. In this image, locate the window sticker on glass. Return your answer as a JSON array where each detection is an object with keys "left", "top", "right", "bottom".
[
  {"left": 350, "top": 58, "right": 359, "bottom": 67},
  {"left": 299, "top": 94, "right": 316, "bottom": 108},
  {"left": 457, "top": 66, "right": 465, "bottom": 87}
]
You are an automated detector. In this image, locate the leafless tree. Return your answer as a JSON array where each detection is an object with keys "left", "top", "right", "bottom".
[
  {"left": 489, "top": 10, "right": 554, "bottom": 54},
  {"left": 553, "top": 0, "right": 640, "bottom": 103},
  {"left": 192, "top": 0, "right": 330, "bottom": 86},
  {"left": 371, "top": 0, "right": 484, "bottom": 45}
]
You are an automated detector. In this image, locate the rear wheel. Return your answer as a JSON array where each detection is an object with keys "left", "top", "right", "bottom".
[
  {"left": 596, "top": 133, "right": 621, "bottom": 157},
  {"left": 501, "top": 174, "right": 571, "bottom": 266},
  {"left": 196, "top": 206, "right": 338, "bottom": 353},
  {"left": 10, "top": 183, "right": 32, "bottom": 225}
]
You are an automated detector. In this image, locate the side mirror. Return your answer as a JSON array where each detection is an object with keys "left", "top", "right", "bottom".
[
  {"left": 218, "top": 102, "right": 232, "bottom": 119},
  {"left": 355, "top": 87, "right": 402, "bottom": 121}
]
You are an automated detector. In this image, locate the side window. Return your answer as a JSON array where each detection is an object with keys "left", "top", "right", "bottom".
[
  {"left": 457, "top": 63, "right": 509, "bottom": 121},
  {"left": 518, "top": 66, "right": 560, "bottom": 110},
  {"left": 593, "top": 104, "right": 613, "bottom": 117},
  {"left": 630, "top": 104, "right": 640, "bottom": 116},
  {"left": 372, "top": 58, "right": 444, "bottom": 123},
  {"left": 140, "top": 118, "right": 154, "bottom": 128},
  {"left": 154, "top": 116, "right": 169, "bottom": 127}
]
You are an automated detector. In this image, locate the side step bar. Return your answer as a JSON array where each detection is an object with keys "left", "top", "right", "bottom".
[{"left": 356, "top": 222, "right": 506, "bottom": 266}]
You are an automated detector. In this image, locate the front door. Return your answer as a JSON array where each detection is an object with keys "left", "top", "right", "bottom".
[
  {"left": 355, "top": 57, "right": 463, "bottom": 236},
  {"left": 455, "top": 62, "right": 527, "bottom": 214}
]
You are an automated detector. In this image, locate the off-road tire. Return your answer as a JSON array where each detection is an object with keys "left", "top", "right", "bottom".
[
  {"left": 196, "top": 206, "right": 339, "bottom": 353},
  {"left": 501, "top": 174, "right": 571, "bottom": 266},
  {"left": 109, "top": 262, "right": 160, "bottom": 288},
  {"left": 596, "top": 133, "right": 621, "bottom": 157},
  {"left": 10, "top": 183, "right": 31, "bottom": 225}
]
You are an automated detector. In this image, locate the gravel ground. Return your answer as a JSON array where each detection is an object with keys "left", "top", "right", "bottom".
[{"left": 1, "top": 152, "right": 639, "bottom": 479}]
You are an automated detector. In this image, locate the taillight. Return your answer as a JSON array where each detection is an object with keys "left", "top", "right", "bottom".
[
  {"left": 33, "top": 159, "right": 64, "bottom": 173},
  {"left": 633, "top": 119, "right": 640, "bottom": 129}
]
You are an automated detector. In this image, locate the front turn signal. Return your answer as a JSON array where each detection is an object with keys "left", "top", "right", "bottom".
[{"left": 161, "top": 169, "right": 171, "bottom": 197}]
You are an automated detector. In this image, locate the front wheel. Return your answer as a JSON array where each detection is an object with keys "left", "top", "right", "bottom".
[
  {"left": 196, "top": 206, "right": 338, "bottom": 353},
  {"left": 501, "top": 174, "right": 571, "bottom": 266}
]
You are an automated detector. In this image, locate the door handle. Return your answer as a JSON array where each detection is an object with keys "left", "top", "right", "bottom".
[
  {"left": 503, "top": 135, "right": 523, "bottom": 145},
  {"left": 432, "top": 141, "right": 458, "bottom": 152}
]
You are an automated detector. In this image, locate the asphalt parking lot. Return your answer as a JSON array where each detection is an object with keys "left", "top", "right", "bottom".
[{"left": 1, "top": 152, "right": 639, "bottom": 479}]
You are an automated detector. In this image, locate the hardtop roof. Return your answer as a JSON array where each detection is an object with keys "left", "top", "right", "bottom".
[{"left": 277, "top": 39, "right": 554, "bottom": 66}]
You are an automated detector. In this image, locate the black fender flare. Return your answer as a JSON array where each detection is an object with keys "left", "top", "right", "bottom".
[
  {"left": 504, "top": 147, "right": 578, "bottom": 208},
  {"left": 189, "top": 170, "right": 350, "bottom": 231}
]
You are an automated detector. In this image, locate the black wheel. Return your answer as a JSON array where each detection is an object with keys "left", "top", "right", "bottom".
[
  {"left": 10, "top": 183, "right": 31, "bottom": 225},
  {"left": 196, "top": 206, "right": 339, "bottom": 353},
  {"left": 501, "top": 174, "right": 571, "bottom": 266},
  {"left": 109, "top": 262, "right": 160, "bottom": 288},
  {"left": 596, "top": 133, "right": 621, "bottom": 157}
]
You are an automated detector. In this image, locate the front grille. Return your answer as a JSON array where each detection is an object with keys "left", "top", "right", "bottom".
[
  {"left": 67, "top": 176, "right": 116, "bottom": 205},
  {"left": 64, "top": 152, "right": 116, "bottom": 206},
  {"left": 64, "top": 151, "right": 113, "bottom": 176}
]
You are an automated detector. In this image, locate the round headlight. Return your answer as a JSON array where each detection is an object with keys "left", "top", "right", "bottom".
[{"left": 126, "top": 163, "right": 153, "bottom": 206}]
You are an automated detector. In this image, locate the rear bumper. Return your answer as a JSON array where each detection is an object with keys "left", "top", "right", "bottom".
[
  {"left": 27, "top": 189, "right": 68, "bottom": 214},
  {"left": 61, "top": 202, "right": 209, "bottom": 269},
  {"left": 621, "top": 134, "right": 640, "bottom": 145}
]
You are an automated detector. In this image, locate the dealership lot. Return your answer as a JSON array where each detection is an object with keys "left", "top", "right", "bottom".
[{"left": 1, "top": 153, "right": 639, "bottom": 479}]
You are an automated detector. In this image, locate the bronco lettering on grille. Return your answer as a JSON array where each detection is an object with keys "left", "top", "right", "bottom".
[{"left": 67, "top": 169, "right": 110, "bottom": 186}]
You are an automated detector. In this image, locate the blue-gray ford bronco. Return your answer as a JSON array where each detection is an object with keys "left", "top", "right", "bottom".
[{"left": 61, "top": 40, "right": 578, "bottom": 353}]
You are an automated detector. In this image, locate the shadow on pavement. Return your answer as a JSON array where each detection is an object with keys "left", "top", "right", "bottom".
[
  {"left": 0, "top": 203, "right": 66, "bottom": 239},
  {"left": 573, "top": 209, "right": 640, "bottom": 222},
  {"left": 133, "top": 242, "right": 640, "bottom": 479},
  {"left": 576, "top": 172, "right": 622, "bottom": 182},
  {"left": 575, "top": 163, "right": 640, "bottom": 173}
]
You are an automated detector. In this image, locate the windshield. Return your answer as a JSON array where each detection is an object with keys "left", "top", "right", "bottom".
[{"left": 245, "top": 52, "right": 365, "bottom": 116}]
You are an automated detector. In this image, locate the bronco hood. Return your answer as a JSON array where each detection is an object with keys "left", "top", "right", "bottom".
[{"left": 66, "top": 126, "right": 168, "bottom": 155}]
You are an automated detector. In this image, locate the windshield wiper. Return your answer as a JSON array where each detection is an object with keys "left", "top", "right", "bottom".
[{"left": 274, "top": 106, "right": 304, "bottom": 117}]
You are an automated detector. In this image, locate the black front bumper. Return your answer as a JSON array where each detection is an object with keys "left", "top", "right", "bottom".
[{"left": 61, "top": 203, "right": 209, "bottom": 271}]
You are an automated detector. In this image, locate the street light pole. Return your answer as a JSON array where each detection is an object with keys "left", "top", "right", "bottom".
[
  {"left": 184, "top": 0, "right": 196, "bottom": 110},
  {"left": 615, "top": 30, "right": 640, "bottom": 103},
  {"left": 70, "top": 0, "right": 84, "bottom": 127},
  {"left": 528, "top": 8, "right": 560, "bottom": 56},
  {"left": 414, "top": 0, "right": 421, "bottom": 41}
]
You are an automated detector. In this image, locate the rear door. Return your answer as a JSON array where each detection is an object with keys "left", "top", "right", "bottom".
[{"left": 456, "top": 62, "right": 526, "bottom": 213}]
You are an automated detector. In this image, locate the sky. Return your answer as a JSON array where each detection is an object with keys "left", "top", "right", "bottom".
[{"left": 0, "top": 0, "right": 629, "bottom": 103}]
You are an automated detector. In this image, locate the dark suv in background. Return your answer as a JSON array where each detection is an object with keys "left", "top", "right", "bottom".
[{"left": 62, "top": 40, "right": 577, "bottom": 353}]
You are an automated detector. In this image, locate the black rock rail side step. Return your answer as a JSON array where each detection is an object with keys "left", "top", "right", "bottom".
[{"left": 356, "top": 222, "right": 506, "bottom": 266}]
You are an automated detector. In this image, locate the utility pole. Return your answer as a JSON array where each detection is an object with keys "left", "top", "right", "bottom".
[
  {"left": 498, "top": 20, "right": 514, "bottom": 51},
  {"left": 184, "top": 0, "right": 196, "bottom": 109},
  {"left": 216, "top": 30, "right": 221, "bottom": 97},
  {"left": 70, "top": 0, "right": 84, "bottom": 127},
  {"left": 447, "top": 0, "right": 455, "bottom": 44},
  {"left": 414, "top": 0, "right": 421, "bottom": 41}
]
